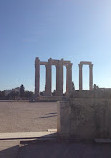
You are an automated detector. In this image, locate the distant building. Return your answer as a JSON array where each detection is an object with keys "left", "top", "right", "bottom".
[
  {"left": 4, "top": 87, "right": 20, "bottom": 96},
  {"left": 12, "top": 87, "right": 20, "bottom": 94},
  {"left": 4, "top": 90, "right": 12, "bottom": 96}
]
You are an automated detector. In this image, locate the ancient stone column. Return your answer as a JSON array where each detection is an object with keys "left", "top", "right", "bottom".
[
  {"left": 35, "top": 57, "right": 40, "bottom": 96},
  {"left": 56, "top": 63, "right": 59, "bottom": 96},
  {"left": 56, "top": 59, "right": 63, "bottom": 96},
  {"left": 45, "top": 58, "right": 52, "bottom": 96},
  {"left": 89, "top": 64, "right": 93, "bottom": 90},
  {"left": 66, "top": 63, "right": 72, "bottom": 95},
  {"left": 79, "top": 64, "right": 83, "bottom": 90}
]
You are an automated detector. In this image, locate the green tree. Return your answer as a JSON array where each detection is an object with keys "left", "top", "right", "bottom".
[
  {"left": 72, "top": 81, "right": 75, "bottom": 91},
  {"left": 8, "top": 91, "right": 19, "bottom": 100},
  {"left": 0, "top": 91, "right": 6, "bottom": 100},
  {"left": 20, "top": 84, "right": 25, "bottom": 98},
  {"left": 24, "top": 91, "right": 33, "bottom": 99},
  {"left": 52, "top": 90, "right": 56, "bottom": 96}
]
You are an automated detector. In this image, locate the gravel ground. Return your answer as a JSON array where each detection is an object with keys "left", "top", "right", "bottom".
[{"left": 0, "top": 102, "right": 57, "bottom": 132}]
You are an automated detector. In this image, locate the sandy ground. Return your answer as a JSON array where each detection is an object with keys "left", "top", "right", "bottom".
[{"left": 0, "top": 102, "right": 57, "bottom": 132}]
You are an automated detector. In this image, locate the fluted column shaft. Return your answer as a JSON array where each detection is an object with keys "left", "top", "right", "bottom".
[
  {"left": 45, "top": 59, "right": 52, "bottom": 96},
  {"left": 89, "top": 64, "right": 93, "bottom": 90},
  {"left": 56, "top": 60, "right": 63, "bottom": 96},
  {"left": 66, "top": 63, "right": 72, "bottom": 95},
  {"left": 79, "top": 64, "right": 83, "bottom": 90},
  {"left": 56, "top": 64, "right": 59, "bottom": 95},
  {"left": 35, "top": 57, "right": 40, "bottom": 96}
]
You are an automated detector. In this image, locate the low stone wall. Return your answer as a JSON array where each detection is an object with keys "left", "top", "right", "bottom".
[
  {"left": 57, "top": 98, "right": 111, "bottom": 140},
  {"left": 71, "top": 89, "right": 111, "bottom": 98},
  {"left": 36, "top": 96, "right": 67, "bottom": 102}
]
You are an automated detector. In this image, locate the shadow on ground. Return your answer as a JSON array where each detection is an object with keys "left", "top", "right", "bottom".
[
  {"left": 1, "top": 132, "right": 111, "bottom": 158},
  {"left": 18, "top": 141, "right": 111, "bottom": 158},
  {"left": 0, "top": 145, "right": 19, "bottom": 158},
  {"left": 39, "top": 112, "right": 57, "bottom": 119},
  {"left": 39, "top": 115, "right": 57, "bottom": 118}
]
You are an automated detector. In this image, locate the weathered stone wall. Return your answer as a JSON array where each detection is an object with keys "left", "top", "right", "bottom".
[
  {"left": 57, "top": 98, "right": 111, "bottom": 140},
  {"left": 71, "top": 89, "right": 111, "bottom": 98}
]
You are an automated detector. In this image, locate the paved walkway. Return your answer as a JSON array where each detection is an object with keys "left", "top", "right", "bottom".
[
  {"left": 0, "top": 131, "right": 57, "bottom": 158},
  {"left": 0, "top": 131, "right": 57, "bottom": 140}
]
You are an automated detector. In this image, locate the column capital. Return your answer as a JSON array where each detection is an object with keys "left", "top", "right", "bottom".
[
  {"left": 59, "top": 59, "right": 64, "bottom": 65},
  {"left": 89, "top": 64, "right": 93, "bottom": 68},
  {"left": 45, "top": 62, "right": 52, "bottom": 68},
  {"left": 48, "top": 58, "right": 52, "bottom": 64},
  {"left": 55, "top": 60, "right": 63, "bottom": 67},
  {"left": 35, "top": 57, "right": 40, "bottom": 68},
  {"left": 78, "top": 64, "right": 83, "bottom": 69},
  {"left": 66, "top": 63, "right": 72, "bottom": 69},
  {"left": 35, "top": 57, "right": 40, "bottom": 62},
  {"left": 45, "top": 63, "right": 48, "bottom": 68}
]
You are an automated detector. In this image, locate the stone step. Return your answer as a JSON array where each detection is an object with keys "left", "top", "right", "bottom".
[
  {"left": 0, "top": 131, "right": 57, "bottom": 140},
  {"left": 47, "top": 129, "right": 57, "bottom": 132}
]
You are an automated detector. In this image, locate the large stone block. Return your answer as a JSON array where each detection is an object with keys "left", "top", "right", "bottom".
[{"left": 57, "top": 98, "right": 111, "bottom": 140}]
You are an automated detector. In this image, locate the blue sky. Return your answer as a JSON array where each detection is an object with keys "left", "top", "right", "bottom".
[{"left": 0, "top": 0, "right": 111, "bottom": 92}]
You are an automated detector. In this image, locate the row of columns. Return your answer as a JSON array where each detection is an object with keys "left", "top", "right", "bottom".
[
  {"left": 79, "top": 62, "right": 93, "bottom": 90},
  {"left": 35, "top": 58, "right": 73, "bottom": 96}
]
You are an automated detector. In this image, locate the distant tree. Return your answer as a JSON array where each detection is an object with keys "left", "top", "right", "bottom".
[
  {"left": 63, "top": 92, "right": 66, "bottom": 96},
  {"left": 72, "top": 81, "right": 75, "bottom": 91},
  {"left": 0, "top": 91, "right": 6, "bottom": 100},
  {"left": 8, "top": 91, "right": 19, "bottom": 100},
  {"left": 2, "top": 91, "right": 5, "bottom": 97},
  {"left": 69, "top": 82, "right": 75, "bottom": 98},
  {"left": 52, "top": 90, "right": 56, "bottom": 96},
  {"left": 0, "top": 91, "right": 2, "bottom": 97},
  {"left": 24, "top": 91, "right": 33, "bottom": 99},
  {"left": 94, "top": 84, "right": 99, "bottom": 90},
  {"left": 20, "top": 84, "right": 25, "bottom": 98},
  {"left": 40, "top": 91, "right": 45, "bottom": 96}
]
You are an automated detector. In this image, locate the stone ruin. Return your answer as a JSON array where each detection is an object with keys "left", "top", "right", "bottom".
[
  {"left": 35, "top": 57, "right": 73, "bottom": 100},
  {"left": 35, "top": 58, "right": 94, "bottom": 100},
  {"left": 35, "top": 57, "right": 111, "bottom": 140}
]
